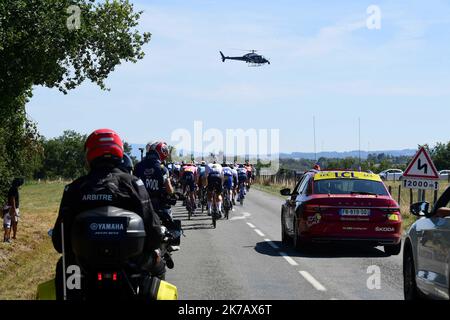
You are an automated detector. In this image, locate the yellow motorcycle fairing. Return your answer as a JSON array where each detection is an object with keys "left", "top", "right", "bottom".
[{"left": 36, "top": 278, "right": 178, "bottom": 301}]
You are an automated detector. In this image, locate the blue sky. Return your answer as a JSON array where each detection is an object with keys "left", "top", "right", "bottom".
[{"left": 27, "top": 0, "right": 450, "bottom": 153}]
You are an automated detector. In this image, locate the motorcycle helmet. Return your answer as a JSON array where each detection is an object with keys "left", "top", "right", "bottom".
[{"left": 85, "top": 129, "right": 124, "bottom": 166}]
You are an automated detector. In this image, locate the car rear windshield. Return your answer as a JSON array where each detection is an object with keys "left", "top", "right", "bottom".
[{"left": 313, "top": 179, "right": 389, "bottom": 196}]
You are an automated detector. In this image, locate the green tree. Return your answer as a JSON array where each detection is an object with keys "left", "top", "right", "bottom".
[
  {"left": 0, "top": 0, "right": 151, "bottom": 196},
  {"left": 38, "top": 131, "right": 87, "bottom": 179},
  {"left": 431, "top": 142, "right": 450, "bottom": 170}
]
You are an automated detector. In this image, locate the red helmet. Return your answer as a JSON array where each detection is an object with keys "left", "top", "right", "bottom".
[
  {"left": 147, "top": 141, "right": 169, "bottom": 161},
  {"left": 85, "top": 129, "right": 124, "bottom": 164}
]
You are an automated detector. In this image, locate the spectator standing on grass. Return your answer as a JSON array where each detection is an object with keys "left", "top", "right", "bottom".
[
  {"left": 8, "top": 178, "right": 24, "bottom": 240},
  {"left": 2, "top": 205, "right": 11, "bottom": 243}
]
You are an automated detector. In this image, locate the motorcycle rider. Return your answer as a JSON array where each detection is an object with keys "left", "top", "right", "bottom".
[
  {"left": 51, "top": 129, "right": 164, "bottom": 299},
  {"left": 134, "top": 141, "right": 178, "bottom": 231}
]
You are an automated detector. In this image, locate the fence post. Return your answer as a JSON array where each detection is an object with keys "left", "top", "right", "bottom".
[
  {"left": 398, "top": 185, "right": 401, "bottom": 204},
  {"left": 410, "top": 188, "right": 413, "bottom": 206},
  {"left": 388, "top": 186, "right": 392, "bottom": 195}
]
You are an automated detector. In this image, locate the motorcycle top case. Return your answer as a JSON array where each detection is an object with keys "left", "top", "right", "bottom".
[{"left": 71, "top": 206, "right": 146, "bottom": 267}]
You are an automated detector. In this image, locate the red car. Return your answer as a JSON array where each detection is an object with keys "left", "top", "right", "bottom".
[{"left": 280, "top": 170, "right": 402, "bottom": 255}]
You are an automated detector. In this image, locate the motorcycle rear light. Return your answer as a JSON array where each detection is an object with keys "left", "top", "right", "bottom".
[{"left": 97, "top": 273, "right": 102, "bottom": 281}]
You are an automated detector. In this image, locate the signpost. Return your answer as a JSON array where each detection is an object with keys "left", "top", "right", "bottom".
[{"left": 402, "top": 147, "right": 439, "bottom": 191}]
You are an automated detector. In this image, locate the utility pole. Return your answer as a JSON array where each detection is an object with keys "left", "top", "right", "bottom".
[
  {"left": 358, "top": 117, "right": 361, "bottom": 168},
  {"left": 313, "top": 116, "right": 317, "bottom": 162}
]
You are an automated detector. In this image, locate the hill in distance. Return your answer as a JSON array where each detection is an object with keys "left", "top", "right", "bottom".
[{"left": 130, "top": 144, "right": 416, "bottom": 161}]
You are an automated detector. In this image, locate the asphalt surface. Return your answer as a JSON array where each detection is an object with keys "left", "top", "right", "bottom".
[{"left": 166, "top": 188, "right": 404, "bottom": 300}]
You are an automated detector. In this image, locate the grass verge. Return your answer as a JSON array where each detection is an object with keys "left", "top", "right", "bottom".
[{"left": 0, "top": 181, "right": 65, "bottom": 300}]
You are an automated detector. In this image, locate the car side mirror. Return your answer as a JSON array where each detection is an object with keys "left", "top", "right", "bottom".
[
  {"left": 280, "top": 188, "right": 292, "bottom": 196},
  {"left": 410, "top": 202, "right": 430, "bottom": 217}
]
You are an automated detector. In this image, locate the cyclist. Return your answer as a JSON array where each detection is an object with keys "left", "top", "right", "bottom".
[
  {"left": 222, "top": 164, "right": 234, "bottom": 211},
  {"left": 171, "top": 162, "right": 181, "bottom": 189},
  {"left": 244, "top": 161, "right": 253, "bottom": 188},
  {"left": 237, "top": 164, "right": 248, "bottom": 202},
  {"left": 197, "top": 161, "right": 207, "bottom": 206},
  {"left": 205, "top": 161, "right": 224, "bottom": 217},
  {"left": 180, "top": 162, "right": 198, "bottom": 212},
  {"left": 230, "top": 163, "right": 238, "bottom": 205}
]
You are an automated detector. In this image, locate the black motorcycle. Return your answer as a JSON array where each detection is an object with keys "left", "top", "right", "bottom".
[{"left": 38, "top": 206, "right": 180, "bottom": 300}]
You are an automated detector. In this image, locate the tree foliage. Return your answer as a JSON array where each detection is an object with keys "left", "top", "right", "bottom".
[
  {"left": 0, "top": 0, "right": 151, "bottom": 198},
  {"left": 431, "top": 142, "right": 450, "bottom": 170},
  {"left": 36, "top": 130, "right": 87, "bottom": 179}
]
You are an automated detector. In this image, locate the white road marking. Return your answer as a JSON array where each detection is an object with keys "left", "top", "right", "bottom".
[
  {"left": 299, "top": 271, "right": 327, "bottom": 292},
  {"left": 254, "top": 229, "right": 265, "bottom": 237},
  {"left": 279, "top": 252, "right": 299, "bottom": 266},
  {"left": 264, "top": 239, "right": 280, "bottom": 250},
  {"left": 246, "top": 222, "right": 256, "bottom": 228},
  {"left": 230, "top": 211, "right": 251, "bottom": 221}
]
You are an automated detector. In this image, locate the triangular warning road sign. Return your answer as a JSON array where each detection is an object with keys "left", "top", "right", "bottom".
[{"left": 403, "top": 147, "right": 439, "bottom": 179}]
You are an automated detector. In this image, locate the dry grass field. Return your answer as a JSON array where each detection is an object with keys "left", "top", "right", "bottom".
[{"left": 0, "top": 181, "right": 65, "bottom": 300}]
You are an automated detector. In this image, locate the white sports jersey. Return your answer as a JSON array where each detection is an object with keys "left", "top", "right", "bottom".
[
  {"left": 206, "top": 163, "right": 223, "bottom": 177},
  {"left": 223, "top": 167, "right": 233, "bottom": 176}
]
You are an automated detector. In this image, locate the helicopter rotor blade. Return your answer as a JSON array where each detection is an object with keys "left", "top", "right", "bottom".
[{"left": 229, "top": 48, "right": 259, "bottom": 52}]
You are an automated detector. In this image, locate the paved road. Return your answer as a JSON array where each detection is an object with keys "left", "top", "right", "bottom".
[{"left": 166, "top": 188, "right": 404, "bottom": 300}]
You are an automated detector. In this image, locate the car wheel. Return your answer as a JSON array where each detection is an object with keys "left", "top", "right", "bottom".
[
  {"left": 281, "top": 211, "right": 291, "bottom": 245},
  {"left": 384, "top": 241, "right": 402, "bottom": 256},
  {"left": 403, "top": 247, "right": 425, "bottom": 300}
]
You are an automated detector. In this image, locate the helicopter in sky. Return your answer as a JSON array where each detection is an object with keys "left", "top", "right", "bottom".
[{"left": 220, "top": 50, "right": 270, "bottom": 66}]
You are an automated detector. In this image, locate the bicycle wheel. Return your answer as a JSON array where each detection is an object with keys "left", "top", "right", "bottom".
[
  {"left": 225, "top": 204, "right": 229, "bottom": 220},
  {"left": 212, "top": 207, "right": 217, "bottom": 228}
]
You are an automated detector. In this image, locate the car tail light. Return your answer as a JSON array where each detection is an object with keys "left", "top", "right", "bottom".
[
  {"left": 113, "top": 272, "right": 118, "bottom": 281},
  {"left": 97, "top": 273, "right": 102, "bottom": 281},
  {"left": 387, "top": 213, "right": 401, "bottom": 221},
  {"left": 381, "top": 208, "right": 401, "bottom": 221}
]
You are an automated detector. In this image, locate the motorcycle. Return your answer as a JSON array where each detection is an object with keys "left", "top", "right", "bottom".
[{"left": 37, "top": 206, "right": 180, "bottom": 300}]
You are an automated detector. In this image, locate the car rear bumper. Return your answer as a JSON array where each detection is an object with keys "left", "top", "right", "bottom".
[
  {"left": 299, "top": 221, "right": 402, "bottom": 246},
  {"left": 307, "top": 236, "right": 401, "bottom": 246}
]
